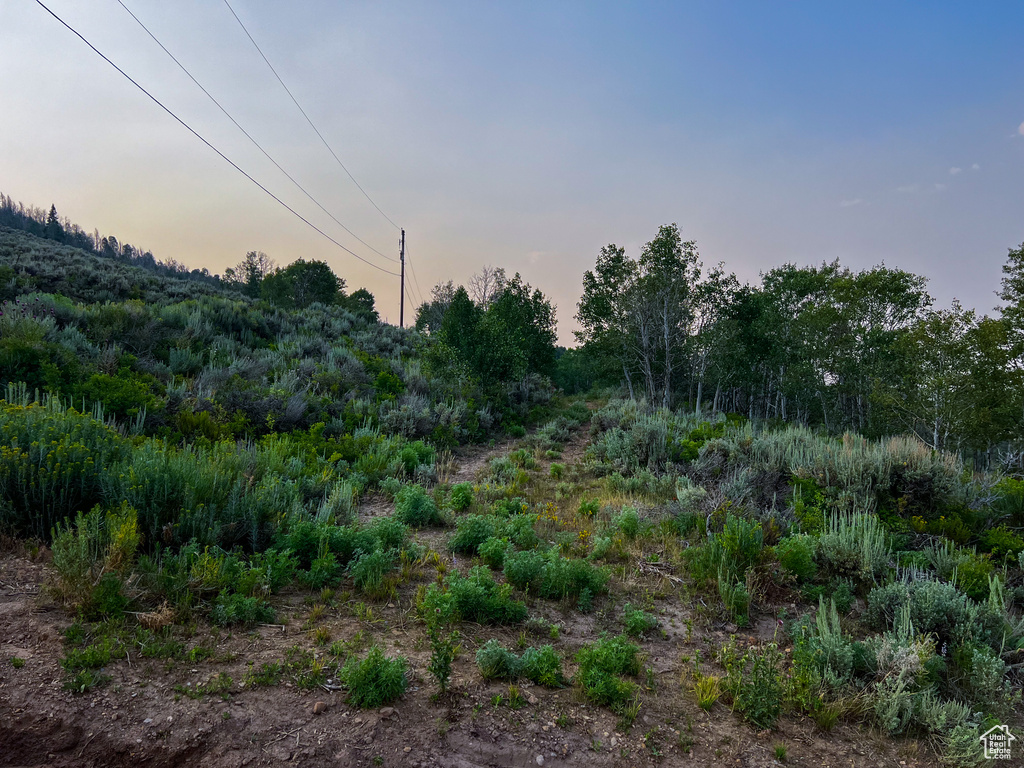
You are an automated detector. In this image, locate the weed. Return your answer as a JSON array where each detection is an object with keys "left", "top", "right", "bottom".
[
  {"left": 10, "top": 656, "right": 25, "bottom": 669},
  {"left": 693, "top": 673, "right": 721, "bottom": 710},
  {"left": 340, "top": 646, "right": 408, "bottom": 708}
]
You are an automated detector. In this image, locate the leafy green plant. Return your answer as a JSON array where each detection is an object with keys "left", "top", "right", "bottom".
[
  {"left": 395, "top": 484, "right": 444, "bottom": 527},
  {"left": 622, "top": 604, "right": 659, "bottom": 637},
  {"left": 340, "top": 646, "right": 408, "bottom": 708},
  {"left": 449, "top": 482, "right": 474, "bottom": 511}
]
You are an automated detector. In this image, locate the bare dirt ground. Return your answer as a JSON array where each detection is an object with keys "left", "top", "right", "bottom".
[{"left": 0, "top": 425, "right": 942, "bottom": 768}]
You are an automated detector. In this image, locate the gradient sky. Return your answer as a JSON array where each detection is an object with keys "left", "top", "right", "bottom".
[{"left": 2, "top": 1, "right": 1023, "bottom": 343}]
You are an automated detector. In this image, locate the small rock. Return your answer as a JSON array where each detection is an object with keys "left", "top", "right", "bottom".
[
  {"left": 610, "top": 737, "right": 618, "bottom": 746},
  {"left": 535, "top": 756, "right": 544, "bottom": 766},
  {"left": 379, "top": 707, "right": 396, "bottom": 719},
  {"left": 313, "top": 701, "right": 327, "bottom": 715},
  {"left": 404, "top": 747, "right": 411, "bottom": 753},
  {"left": 527, "top": 694, "right": 539, "bottom": 705},
  {"left": 354, "top": 717, "right": 363, "bottom": 725},
  {"left": 143, "top": 718, "right": 153, "bottom": 725}
]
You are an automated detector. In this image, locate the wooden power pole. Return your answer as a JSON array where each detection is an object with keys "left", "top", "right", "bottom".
[{"left": 399, "top": 228, "right": 406, "bottom": 327}]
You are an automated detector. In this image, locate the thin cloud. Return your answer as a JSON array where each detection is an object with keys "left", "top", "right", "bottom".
[
  {"left": 840, "top": 198, "right": 863, "bottom": 208},
  {"left": 972, "top": 163, "right": 980, "bottom": 170},
  {"left": 934, "top": 182, "right": 947, "bottom": 191},
  {"left": 949, "top": 167, "right": 962, "bottom": 175},
  {"left": 896, "top": 183, "right": 921, "bottom": 193},
  {"left": 1019, "top": 121, "right": 1024, "bottom": 136}
]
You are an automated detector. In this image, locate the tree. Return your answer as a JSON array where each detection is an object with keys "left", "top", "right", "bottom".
[
  {"left": 468, "top": 265, "right": 506, "bottom": 307},
  {"left": 998, "top": 242, "right": 1024, "bottom": 359},
  {"left": 225, "top": 251, "right": 276, "bottom": 298},
  {"left": 45, "top": 204, "right": 64, "bottom": 242},
  {"left": 415, "top": 281, "right": 457, "bottom": 334},
  {"left": 261, "top": 259, "right": 344, "bottom": 309},
  {"left": 342, "top": 288, "right": 379, "bottom": 322}
]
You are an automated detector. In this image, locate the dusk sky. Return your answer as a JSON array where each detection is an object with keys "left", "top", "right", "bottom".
[{"left": 2, "top": 1, "right": 1023, "bottom": 343}]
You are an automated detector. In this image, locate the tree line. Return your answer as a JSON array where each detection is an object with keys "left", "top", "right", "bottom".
[{"left": 570, "top": 224, "right": 1024, "bottom": 461}]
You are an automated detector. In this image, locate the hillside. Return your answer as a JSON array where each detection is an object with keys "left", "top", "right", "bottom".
[{"left": 0, "top": 222, "right": 1022, "bottom": 768}]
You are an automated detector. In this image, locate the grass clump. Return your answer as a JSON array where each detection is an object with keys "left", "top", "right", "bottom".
[{"left": 210, "top": 592, "right": 275, "bottom": 627}]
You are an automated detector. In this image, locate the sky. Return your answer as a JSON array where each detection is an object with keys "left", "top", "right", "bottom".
[{"left": 2, "top": 1, "right": 1023, "bottom": 344}]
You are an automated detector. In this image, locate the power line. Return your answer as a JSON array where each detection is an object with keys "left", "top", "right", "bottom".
[
  {"left": 34, "top": 0, "right": 399, "bottom": 277},
  {"left": 222, "top": 0, "right": 401, "bottom": 231},
  {"left": 405, "top": 244, "right": 426, "bottom": 308},
  {"left": 115, "top": 0, "right": 397, "bottom": 264}
]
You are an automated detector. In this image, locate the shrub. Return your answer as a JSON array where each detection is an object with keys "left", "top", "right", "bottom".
[
  {"left": 476, "top": 639, "right": 520, "bottom": 680},
  {"left": 425, "top": 567, "right": 528, "bottom": 625},
  {"left": 503, "top": 549, "right": 546, "bottom": 591},
  {"left": 613, "top": 507, "right": 641, "bottom": 539},
  {"left": 549, "top": 463, "right": 564, "bottom": 479},
  {"left": 0, "top": 393, "right": 128, "bottom": 538},
  {"left": 348, "top": 549, "right": 395, "bottom": 598},
  {"left": 775, "top": 534, "right": 818, "bottom": 583},
  {"left": 817, "top": 513, "right": 889, "bottom": 583},
  {"left": 478, "top": 536, "right": 511, "bottom": 569},
  {"left": 394, "top": 484, "right": 443, "bottom": 527},
  {"left": 717, "top": 514, "right": 763, "bottom": 580},
  {"left": 341, "top": 646, "right": 408, "bottom": 708},
  {"left": 210, "top": 592, "right": 275, "bottom": 627},
  {"left": 448, "top": 514, "right": 497, "bottom": 554},
  {"left": 575, "top": 634, "right": 641, "bottom": 712},
  {"left": 577, "top": 498, "right": 600, "bottom": 517},
  {"left": 952, "top": 552, "right": 993, "bottom": 601},
  {"left": 724, "top": 642, "right": 784, "bottom": 730},
  {"left": 50, "top": 503, "right": 140, "bottom": 615},
  {"left": 622, "top": 604, "right": 659, "bottom": 637},
  {"left": 426, "top": 623, "right": 458, "bottom": 694},
  {"left": 519, "top": 645, "right": 566, "bottom": 687},
  {"left": 449, "top": 482, "right": 474, "bottom": 511}
]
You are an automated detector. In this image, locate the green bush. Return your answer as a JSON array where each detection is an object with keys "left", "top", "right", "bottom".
[
  {"left": 348, "top": 549, "right": 395, "bottom": 597},
  {"left": 775, "top": 534, "right": 818, "bottom": 582},
  {"left": 817, "top": 513, "right": 890, "bottom": 583},
  {"left": 721, "top": 641, "right": 784, "bottom": 730},
  {"left": 449, "top": 482, "right": 474, "bottom": 511},
  {"left": 424, "top": 567, "right": 528, "bottom": 625},
  {"left": 476, "top": 638, "right": 520, "bottom": 680},
  {"left": 394, "top": 484, "right": 443, "bottom": 527},
  {"left": 982, "top": 525, "right": 1024, "bottom": 561},
  {"left": 716, "top": 514, "right": 763, "bottom": 580},
  {"left": 613, "top": 507, "right": 641, "bottom": 539},
  {"left": 448, "top": 514, "right": 497, "bottom": 554},
  {"left": 519, "top": 645, "right": 567, "bottom": 687},
  {"left": 503, "top": 549, "right": 546, "bottom": 591},
  {"left": 0, "top": 392, "right": 128, "bottom": 538},
  {"left": 210, "top": 592, "right": 275, "bottom": 627},
  {"left": 575, "top": 634, "right": 641, "bottom": 712},
  {"left": 341, "top": 646, "right": 408, "bottom": 708},
  {"left": 953, "top": 552, "right": 993, "bottom": 601},
  {"left": 478, "top": 536, "right": 511, "bottom": 569},
  {"left": 622, "top": 604, "right": 659, "bottom": 637}
]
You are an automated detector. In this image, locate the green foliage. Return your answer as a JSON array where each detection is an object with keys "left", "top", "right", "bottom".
[
  {"left": 817, "top": 513, "right": 890, "bottom": 583},
  {"left": 340, "top": 646, "right": 408, "bottom": 708},
  {"left": 478, "top": 536, "right": 511, "bottom": 569},
  {"left": 720, "top": 641, "right": 784, "bottom": 730},
  {"left": 775, "top": 534, "right": 818, "bottom": 582},
  {"left": 394, "top": 484, "right": 443, "bottom": 527},
  {"left": 210, "top": 592, "right": 275, "bottom": 627},
  {"left": 613, "top": 507, "right": 641, "bottom": 539},
  {"left": 504, "top": 549, "right": 608, "bottom": 603},
  {"left": 0, "top": 391, "right": 128, "bottom": 538},
  {"left": 476, "top": 639, "right": 567, "bottom": 687},
  {"left": 449, "top": 482, "right": 474, "bottom": 511},
  {"left": 423, "top": 566, "right": 528, "bottom": 625},
  {"left": 575, "top": 635, "right": 641, "bottom": 712},
  {"left": 622, "top": 604, "right": 659, "bottom": 637},
  {"left": 426, "top": 623, "right": 458, "bottom": 694},
  {"left": 448, "top": 514, "right": 497, "bottom": 554}
]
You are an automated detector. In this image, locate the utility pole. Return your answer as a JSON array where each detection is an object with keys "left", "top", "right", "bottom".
[{"left": 399, "top": 228, "right": 406, "bottom": 328}]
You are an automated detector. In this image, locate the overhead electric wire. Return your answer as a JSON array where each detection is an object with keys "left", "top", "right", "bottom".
[
  {"left": 34, "top": 0, "right": 399, "bottom": 277},
  {"left": 114, "top": 0, "right": 397, "bottom": 263},
  {"left": 222, "top": 0, "right": 401, "bottom": 231},
  {"left": 405, "top": 245, "right": 426, "bottom": 308}
]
